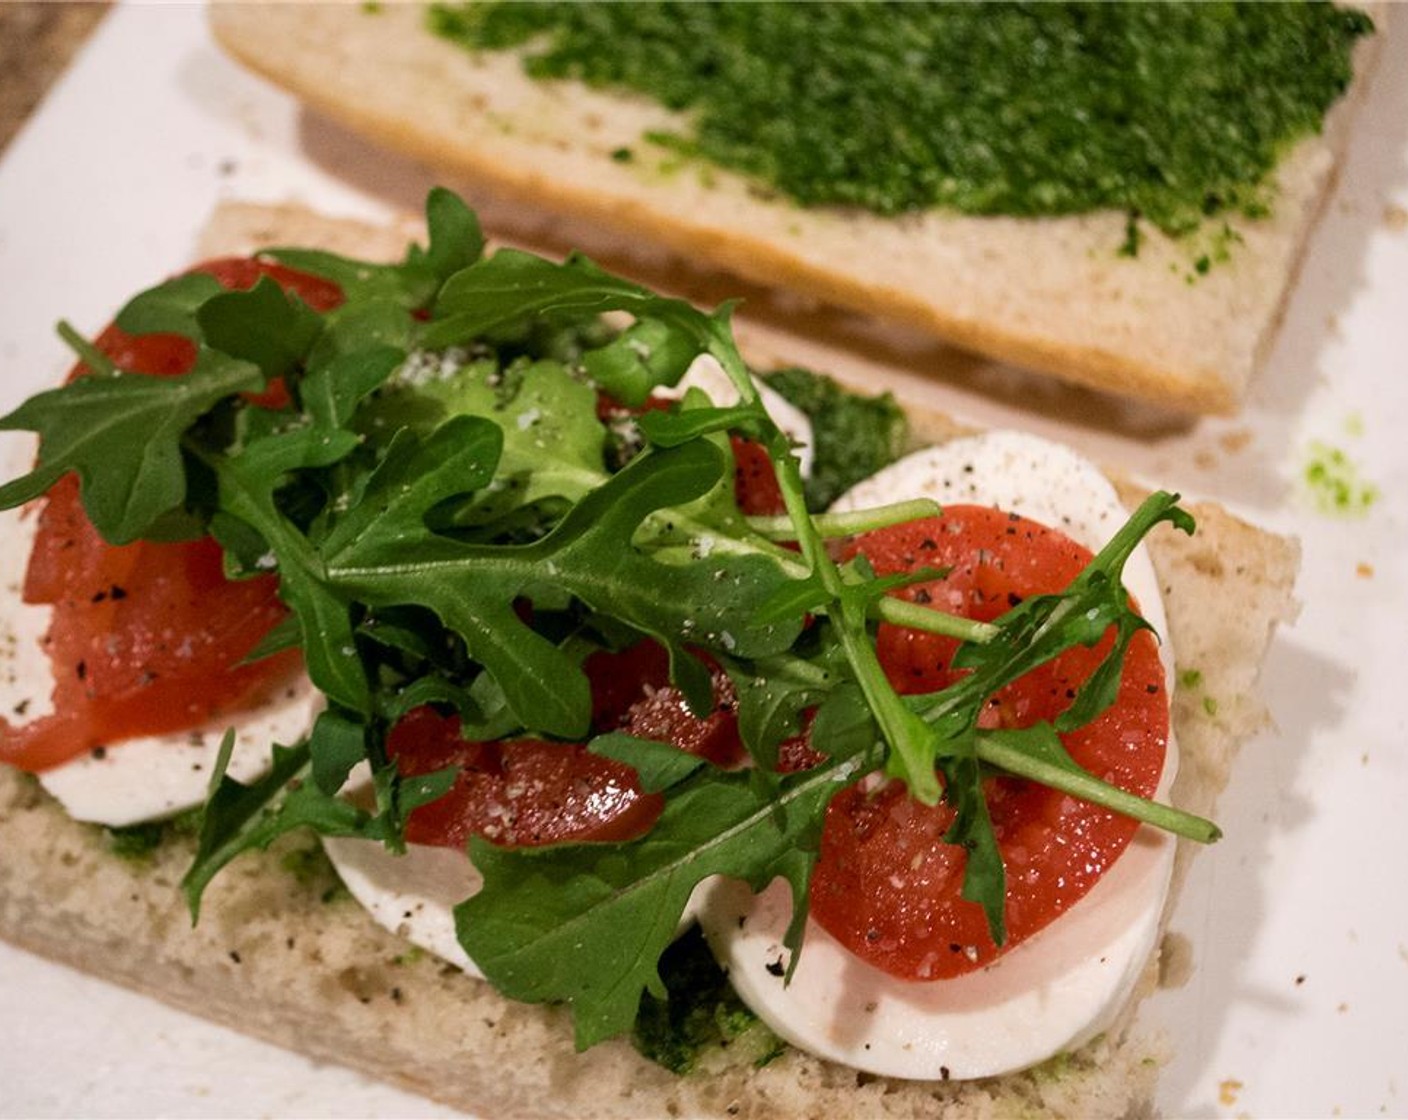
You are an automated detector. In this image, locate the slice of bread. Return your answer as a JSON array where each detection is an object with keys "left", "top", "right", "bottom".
[
  {"left": 0, "top": 204, "right": 1300, "bottom": 1119},
  {"left": 207, "top": 3, "right": 1382, "bottom": 414}
]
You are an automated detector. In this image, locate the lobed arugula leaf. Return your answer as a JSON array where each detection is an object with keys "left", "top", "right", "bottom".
[
  {"left": 326, "top": 436, "right": 801, "bottom": 738},
  {"left": 181, "top": 734, "right": 367, "bottom": 919},
  {"left": 0, "top": 350, "right": 263, "bottom": 542},
  {"left": 457, "top": 739, "right": 871, "bottom": 1050}
]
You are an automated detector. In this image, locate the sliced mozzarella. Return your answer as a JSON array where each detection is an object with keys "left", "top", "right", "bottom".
[
  {"left": 656, "top": 354, "right": 815, "bottom": 479},
  {"left": 0, "top": 502, "right": 319, "bottom": 827},
  {"left": 322, "top": 837, "right": 486, "bottom": 979},
  {"left": 702, "top": 431, "right": 1178, "bottom": 1080},
  {"left": 40, "top": 679, "right": 319, "bottom": 827}
]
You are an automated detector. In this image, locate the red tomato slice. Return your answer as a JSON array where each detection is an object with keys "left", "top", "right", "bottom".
[
  {"left": 394, "top": 639, "right": 746, "bottom": 849},
  {"left": 808, "top": 506, "right": 1168, "bottom": 981},
  {"left": 0, "top": 258, "right": 340, "bottom": 772},
  {"left": 585, "top": 639, "right": 745, "bottom": 769},
  {"left": 731, "top": 437, "right": 785, "bottom": 516},
  {"left": 389, "top": 708, "right": 663, "bottom": 848}
]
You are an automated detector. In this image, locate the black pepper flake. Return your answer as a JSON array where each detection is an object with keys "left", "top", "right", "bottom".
[
  {"left": 109, "top": 584, "right": 128, "bottom": 600},
  {"left": 1007, "top": 592, "right": 1023, "bottom": 607},
  {"left": 1296, "top": 974, "right": 1307, "bottom": 986},
  {"left": 940, "top": 1066, "right": 951, "bottom": 1081},
  {"left": 391, "top": 987, "right": 404, "bottom": 1004},
  {"left": 919, "top": 538, "right": 937, "bottom": 551},
  {"left": 91, "top": 746, "right": 107, "bottom": 760},
  {"left": 75, "top": 660, "right": 87, "bottom": 681},
  {"left": 12, "top": 699, "right": 30, "bottom": 717},
  {"left": 913, "top": 588, "right": 932, "bottom": 604},
  {"left": 229, "top": 950, "right": 242, "bottom": 965},
  {"left": 1145, "top": 683, "right": 1160, "bottom": 694},
  {"left": 765, "top": 957, "right": 786, "bottom": 977}
]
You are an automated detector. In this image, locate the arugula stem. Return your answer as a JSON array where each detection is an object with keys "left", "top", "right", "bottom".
[
  {"left": 706, "top": 331, "right": 944, "bottom": 804},
  {"left": 976, "top": 733, "right": 1221, "bottom": 843},
  {"left": 56, "top": 320, "right": 117, "bottom": 377},
  {"left": 870, "top": 597, "right": 1000, "bottom": 644},
  {"left": 747, "top": 498, "right": 941, "bottom": 541}
]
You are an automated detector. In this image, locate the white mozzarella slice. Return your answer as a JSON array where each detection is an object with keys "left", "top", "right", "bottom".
[
  {"left": 657, "top": 354, "right": 815, "bottom": 478},
  {"left": 699, "top": 820, "right": 1172, "bottom": 1079},
  {"left": 322, "top": 837, "right": 486, "bottom": 979},
  {"left": 40, "top": 678, "right": 320, "bottom": 827},
  {"left": 702, "top": 431, "right": 1179, "bottom": 1080},
  {"left": 0, "top": 503, "right": 319, "bottom": 826}
]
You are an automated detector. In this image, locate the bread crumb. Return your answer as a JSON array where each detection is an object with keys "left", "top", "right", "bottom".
[
  {"left": 1385, "top": 204, "right": 1408, "bottom": 231},
  {"left": 1220, "top": 1078, "right": 1244, "bottom": 1106},
  {"left": 1219, "top": 429, "right": 1252, "bottom": 454},
  {"left": 1357, "top": 562, "right": 1375, "bottom": 579},
  {"left": 1338, "top": 1002, "right": 1350, "bottom": 1013},
  {"left": 1158, "top": 931, "right": 1194, "bottom": 989},
  {"left": 1195, "top": 449, "right": 1218, "bottom": 470}
]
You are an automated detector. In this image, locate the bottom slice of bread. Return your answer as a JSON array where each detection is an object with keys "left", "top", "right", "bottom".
[{"left": 0, "top": 205, "right": 1300, "bottom": 1119}]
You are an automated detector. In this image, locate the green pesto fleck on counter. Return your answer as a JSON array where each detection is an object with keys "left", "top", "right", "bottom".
[
  {"left": 428, "top": 2, "right": 1371, "bottom": 238},
  {"left": 1302, "top": 440, "right": 1379, "bottom": 517}
]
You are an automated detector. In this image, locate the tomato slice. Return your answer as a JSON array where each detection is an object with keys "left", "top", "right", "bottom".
[
  {"left": 393, "top": 639, "right": 747, "bottom": 849},
  {"left": 0, "top": 258, "right": 340, "bottom": 772},
  {"left": 731, "top": 437, "right": 785, "bottom": 516},
  {"left": 808, "top": 506, "right": 1168, "bottom": 981},
  {"left": 585, "top": 639, "right": 745, "bottom": 769},
  {"left": 389, "top": 707, "right": 663, "bottom": 848}
]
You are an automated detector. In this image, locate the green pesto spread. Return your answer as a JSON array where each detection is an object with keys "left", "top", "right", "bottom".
[
  {"left": 428, "top": 2, "right": 1370, "bottom": 237},
  {"left": 1302, "top": 440, "right": 1379, "bottom": 517}
]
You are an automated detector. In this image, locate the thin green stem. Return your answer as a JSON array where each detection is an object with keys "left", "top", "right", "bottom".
[
  {"left": 977, "top": 734, "right": 1220, "bottom": 843},
  {"left": 747, "top": 498, "right": 942, "bottom": 541}
]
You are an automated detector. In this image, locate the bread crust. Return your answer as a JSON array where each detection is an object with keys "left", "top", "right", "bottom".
[
  {"left": 207, "top": 2, "right": 1383, "bottom": 414},
  {"left": 0, "top": 205, "right": 1300, "bottom": 1119}
]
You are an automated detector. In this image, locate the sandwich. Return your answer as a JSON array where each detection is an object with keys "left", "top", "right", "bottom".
[
  {"left": 0, "top": 195, "right": 1299, "bottom": 1118},
  {"left": 208, "top": 1, "right": 1382, "bottom": 412}
]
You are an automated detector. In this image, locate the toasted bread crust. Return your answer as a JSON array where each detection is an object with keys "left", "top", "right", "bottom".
[
  {"left": 0, "top": 205, "right": 1299, "bottom": 1119},
  {"left": 207, "top": 2, "right": 1382, "bottom": 413}
]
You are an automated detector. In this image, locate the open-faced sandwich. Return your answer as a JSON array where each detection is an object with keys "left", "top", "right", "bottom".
[
  {"left": 0, "top": 194, "right": 1299, "bottom": 1118},
  {"left": 208, "top": 2, "right": 1382, "bottom": 413}
]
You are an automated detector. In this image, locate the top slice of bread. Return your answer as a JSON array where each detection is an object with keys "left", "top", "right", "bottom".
[
  {"left": 208, "top": 2, "right": 1382, "bottom": 414},
  {"left": 0, "top": 201, "right": 1300, "bottom": 1119}
]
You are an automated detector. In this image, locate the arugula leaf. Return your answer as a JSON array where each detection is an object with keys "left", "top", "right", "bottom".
[
  {"left": 423, "top": 184, "right": 486, "bottom": 281},
  {"left": 116, "top": 272, "right": 226, "bottom": 338},
  {"left": 197, "top": 276, "right": 324, "bottom": 382},
  {"left": 182, "top": 735, "right": 368, "bottom": 919},
  {"left": 580, "top": 318, "right": 698, "bottom": 406},
  {"left": 0, "top": 350, "right": 262, "bottom": 542},
  {"left": 328, "top": 436, "right": 800, "bottom": 738},
  {"left": 457, "top": 742, "right": 869, "bottom": 1049}
]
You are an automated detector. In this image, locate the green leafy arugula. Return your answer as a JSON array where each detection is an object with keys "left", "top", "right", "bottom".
[{"left": 0, "top": 188, "right": 1219, "bottom": 1056}]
